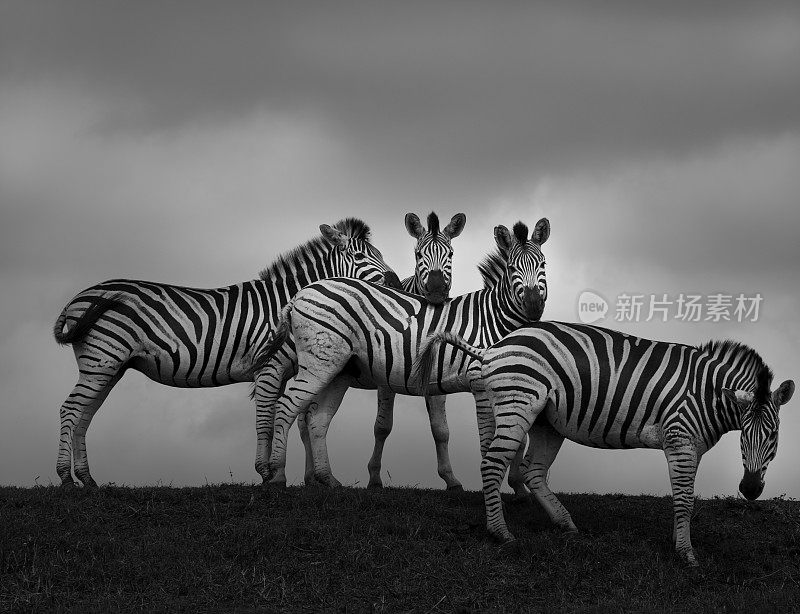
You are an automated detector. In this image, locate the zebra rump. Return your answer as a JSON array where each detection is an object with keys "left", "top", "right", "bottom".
[{"left": 53, "top": 295, "right": 126, "bottom": 346}]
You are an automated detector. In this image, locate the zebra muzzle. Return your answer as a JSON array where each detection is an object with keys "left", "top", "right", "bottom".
[
  {"left": 523, "top": 285, "right": 545, "bottom": 321},
  {"left": 739, "top": 470, "right": 764, "bottom": 501},
  {"left": 424, "top": 270, "right": 449, "bottom": 304}
]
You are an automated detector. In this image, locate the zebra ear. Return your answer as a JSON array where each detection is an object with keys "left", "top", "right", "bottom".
[
  {"left": 773, "top": 380, "right": 795, "bottom": 406},
  {"left": 443, "top": 213, "right": 467, "bottom": 239},
  {"left": 494, "top": 225, "right": 514, "bottom": 255},
  {"left": 722, "top": 388, "right": 754, "bottom": 407},
  {"left": 320, "top": 224, "right": 349, "bottom": 251},
  {"left": 405, "top": 213, "right": 425, "bottom": 239},
  {"left": 532, "top": 217, "right": 550, "bottom": 245}
]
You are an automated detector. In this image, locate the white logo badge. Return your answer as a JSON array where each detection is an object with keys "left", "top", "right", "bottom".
[{"left": 577, "top": 290, "right": 608, "bottom": 324}]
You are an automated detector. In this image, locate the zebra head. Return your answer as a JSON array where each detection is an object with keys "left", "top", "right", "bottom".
[
  {"left": 320, "top": 219, "right": 401, "bottom": 289},
  {"left": 405, "top": 212, "right": 467, "bottom": 304},
  {"left": 494, "top": 218, "right": 550, "bottom": 321},
  {"left": 723, "top": 378, "right": 794, "bottom": 500}
]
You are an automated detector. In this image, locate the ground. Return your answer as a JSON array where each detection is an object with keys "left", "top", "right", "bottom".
[{"left": 1, "top": 485, "right": 799, "bottom": 612}]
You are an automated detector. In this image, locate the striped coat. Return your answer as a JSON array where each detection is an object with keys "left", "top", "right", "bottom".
[
  {"left": 416, "top": 322, "right": 795, "bottom": 566},
  {"left": 53, "top": 218, "right": 397, "bottom": 487},
  {"left": 261, "top": 219, "right": 550, "bottom": 488}
]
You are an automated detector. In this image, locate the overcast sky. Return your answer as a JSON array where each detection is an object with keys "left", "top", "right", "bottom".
[{"left": 1, "top": 2, "right": 799, "bottom": 498}]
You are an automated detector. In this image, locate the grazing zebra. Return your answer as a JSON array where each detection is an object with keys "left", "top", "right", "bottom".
[
  {"left": 414, "top": 323, "right": 795, "bottom": 566},
  {"left": 294, "top": 211, "right": 468, "bottom": 489},
  {"left": 261, "top": 219, "right": 550, "bottom": 488},
  {"left": 53, "top": 218, "right": 398, "bottom": 488}
]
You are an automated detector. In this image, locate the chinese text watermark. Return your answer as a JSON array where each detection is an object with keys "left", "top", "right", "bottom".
[{"left": 577, "top": 292, "right": 762, "bottom": 324}]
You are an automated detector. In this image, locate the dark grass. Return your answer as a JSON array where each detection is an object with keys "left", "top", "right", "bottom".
[{"left": 1, "top": 485, "right": 799, "bottom": 612}]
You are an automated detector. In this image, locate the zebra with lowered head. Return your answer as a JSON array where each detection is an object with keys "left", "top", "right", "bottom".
[
  {"left": 260, "top": 219, "right": 550, "bottom": 488},
  {"left": 414, "top": 322, "right": 795, "bottom": 566},
  {"left": 53, "top": 218, "right": 399, "bottom": 488}
]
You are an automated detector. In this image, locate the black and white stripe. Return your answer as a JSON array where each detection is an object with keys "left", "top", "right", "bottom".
[
  {"left": 366, "top": 212, "right": 466, "bottom": 489},
  {"left": 250, "top": 212, "right": 467, "bottom": 485},
  {"left": 419, "top": 323, "right": 795, "bottom": 566},
  {"left": 261, "top": 219, "right": 550, "bottom": 488},
  {"left": 52, "top": 218, "right": 397, "bottom": 488}
]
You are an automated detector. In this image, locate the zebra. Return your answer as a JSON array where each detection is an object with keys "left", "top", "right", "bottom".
[
  {"left": 253, "top": 211, "right": 467, "bottom": 486},
  {"left": 52, "top": 218, "right": 399, "bottom": 488},
  {"left": 306, "top": 212, "right": 468, "bottom": 488},
  {"left": 260, "top": 219, "right": 550, "bottom": 488},
  {"left": 399, "top": 211, "right": 466, "bottom": 302},
  {"left": 414, "top": 323, "right": 795, "bottom": 566}
]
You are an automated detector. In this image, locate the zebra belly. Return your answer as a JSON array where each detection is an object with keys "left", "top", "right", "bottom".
[
  {"left": 126, "top": 356, "right": 249, "bottom": 387},
  {"left": 344, "top": 357, "right": 465, "bottom": 396},
  {"left": 542, "top": 401, "right": 663, "bottom": 449}
]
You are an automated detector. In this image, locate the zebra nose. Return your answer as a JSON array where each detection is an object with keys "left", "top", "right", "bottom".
[
  {"left": 739, "top": 470, "right": 764, "bottom": 501},
  {"left": 523, "top": 285, "right": 545, "bottom": 321},
  {"left": 424, "top": 270, "right": 448, "bottom": 304}
]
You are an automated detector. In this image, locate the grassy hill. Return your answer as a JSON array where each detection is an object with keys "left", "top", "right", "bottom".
[{"left": 1, "top": 484, "right": 799, "bottom": 612}]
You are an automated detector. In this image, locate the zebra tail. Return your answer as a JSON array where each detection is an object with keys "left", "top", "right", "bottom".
[
  {"left": 250, "top": 303, "right": 293, "bottom": 378},
  {"left": 53, "top": 295, "right": 125, "bottom": 346},
  {"left": 411, "top": 331, "right": 486, "bottom": 394}
]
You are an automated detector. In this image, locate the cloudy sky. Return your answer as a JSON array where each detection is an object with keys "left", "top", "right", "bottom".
[{"left": 1, "top": 2, "right": 798, "bottom": 498}]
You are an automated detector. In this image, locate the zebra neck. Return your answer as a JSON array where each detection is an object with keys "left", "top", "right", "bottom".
[
  {"left": 691, "top": 351, "right": 757, "bottom": 433},
  {"left": 401, "top": 276, "right": 419, "bottom": 293},
  {"left": 482, "top": 284, "right": 530, "bottom": 344},
  {"left": 256, "top": 249, "right": 337, "bottom": 301}
]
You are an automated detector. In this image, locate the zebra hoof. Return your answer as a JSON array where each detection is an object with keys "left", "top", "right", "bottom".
[
  {"left": 677, "top": 548, "right": 699, "bottom": 567},
  {"left": 367, "top": 481, "right": 384, "bottom": 489},
  {"left": 303, "top": 474, "right": 322, "bottom": 487},
  {"left": 491, "top": 530, "right": 516, "bottom": 545},
  {"left": 79, "top": 476, "right": 99, "bottom": 489},
  {"left": 446, "top": 484, "right": 464, "bottom": 493},
  {"left": 265, "top": 478, "right": 287, "bottom": 489},
  {"left": 60, "top": 479, "right": 77, "bottom": 489}
]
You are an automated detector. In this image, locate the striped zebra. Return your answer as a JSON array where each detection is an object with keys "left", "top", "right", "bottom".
[
  {"left": 261, "top": 219, "right": 550, "bottom": 488},
  {"left": 306, "top": 212, "right": 467, "bottom": 488},
  {"left": 254, "top": 211, "right": 467, "bottom": 486},
  {"left": 53, "top": 218, "right": 398, "bottom": 488},
  {"left": 414, "top": 323, "right": 795, "bottom": 566},
  {"left": 399, "top": 211, "right": 465, "bottom": 302}
]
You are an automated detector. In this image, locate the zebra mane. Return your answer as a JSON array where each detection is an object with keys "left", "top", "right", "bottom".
[
  {"left": 699, "top": 339, "right": 774, "bottom": 402},
  {"left": 477, "top": 249, "right": 507, "bottom": 289},
  {"left": 257, "top": 218, "right": 371, "bottom": 281},
  {"left": 513, "top": 221, "right": 529, "bottom": 243},
  {"left": 427, "top": 212, "right": 440, "bottom": 238}
]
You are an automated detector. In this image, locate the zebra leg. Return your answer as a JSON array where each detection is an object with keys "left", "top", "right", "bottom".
[
  {"left": 663, "top": 430, "right": 700, "bottom": 567},
  {"left": 473, "top": 390, "right": 495, "bottom": 459},
  {"left": 268, "top": 366, "right": 338, "bottom": 485},
  {"left": 521, "top": 421, "right": 577, "bottom": 532},
  {"left": 507, "top": 437, "right": 529, "bottom": 503},
  {"left": 306, "top": 377, "right": 350, "bottom": 488},
  {"left": 253, "top": 368, "right": 287, "bottom": 484},
  {"left": 425, "top": 395, "right": 463, "bottom": 491},
  {"left": 481, "top": 407, "right": 537, "bottom": 543},
  {"left": 58, "top": 367, "right": 122, "bottom": 488},
  {"left": 367, "top": 387, "right": 395, "bottom": 488},
  {"left": 297, "top": 411, "right": 322, "bottom": 486}
]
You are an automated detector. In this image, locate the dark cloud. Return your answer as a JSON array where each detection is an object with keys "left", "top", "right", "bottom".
[
  {"left": 3, "top": 1, "right": 799, "bottom": 198},
  {"left": 1, "top": 2, "right": 798, "bottom": 492}
]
